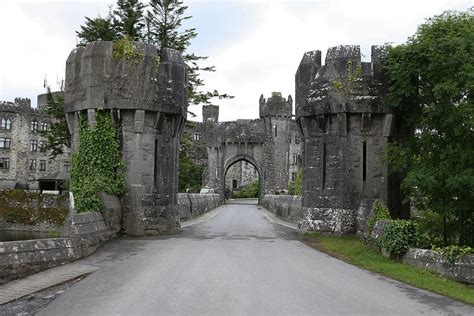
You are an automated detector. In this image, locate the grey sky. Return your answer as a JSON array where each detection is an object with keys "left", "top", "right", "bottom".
[{"left": 0, "top": 0, "right": 471, "bottom": 121}]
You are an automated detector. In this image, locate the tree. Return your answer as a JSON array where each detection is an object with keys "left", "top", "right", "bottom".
[
  {"left": 39, "top": 88, "right": 71, "bottom": 159},
  {"left": 76, "top": 0, "right": 233, "bottom": 107},
  {"left": 178, "top": 121, "right": 206, "bottom": 192},
  {"left": 76, "top": 13, "right": 118, "bottom": 45},
  {"left": 113, "top": 0, "right": 145, "bottom": 40},
  {"left": 385, "top": 8, "right": 474, "bottom": 246}
]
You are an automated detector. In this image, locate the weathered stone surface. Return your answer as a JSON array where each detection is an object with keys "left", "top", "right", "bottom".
[
  {"left": 260, "top": 194, "right": 302, "bottom": 222},
  {"left": 403, "top": 249, "right": 474, "bottom": 285},
  {"left": 64, "top": 41, "right": 188, "bottom": 236},
  {"left": 299, "top": 207, "right": 355, "bottom": 235},
  {"left": 194, "top": 93, "right": 302, "bottom": 200},
  {"left": 295, "top": 44, "right": 407, "bottom": 234}
]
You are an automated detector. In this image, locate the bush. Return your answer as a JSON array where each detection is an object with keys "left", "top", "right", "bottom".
[
  {"left": 433, "top": 245, "right": 474, "bottom": 265},
  {"left": 231, "top": 180, "right": 259, "bottom": 198},
  {"left": 379, "top": 220, "right": 418, "bottom": 256},
  {"left": 367, "top": 200, "right": 391, "bottom": 234}
]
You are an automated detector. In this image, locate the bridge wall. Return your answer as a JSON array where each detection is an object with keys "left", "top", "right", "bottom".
[{"left": 177, "top": 193, "right": 221, "bottom": 221}]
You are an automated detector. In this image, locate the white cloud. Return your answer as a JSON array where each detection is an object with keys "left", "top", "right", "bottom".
[{"left": 0, "top": 0, "right": 471, "bottom": 117}]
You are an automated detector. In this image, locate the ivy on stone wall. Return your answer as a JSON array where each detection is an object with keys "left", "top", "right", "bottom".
[
  {"left": 379, "top": 220, "right": 418, "bottom": 257},
  {"left": 70, "top": 110, "right": 125, "bottom": 213},
  {"left": 367, "top": 200, "right": 391, "bottom": 234}
]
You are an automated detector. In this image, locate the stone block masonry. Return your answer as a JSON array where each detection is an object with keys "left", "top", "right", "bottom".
[
  {"left": 177, "top": 193, "right": 221, "bottom": 221},
  {"left": 64, "top": 41, "right": 188, "bottom": 236},
  {"left": 295, "top": 45, "right": 407, "bottom": 235}
]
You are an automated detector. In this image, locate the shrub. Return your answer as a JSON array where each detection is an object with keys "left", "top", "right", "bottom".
[
  {"left": 379, "top": 220, "right": 418, "bottom": 256},
  {"left": 433, "top": 245, "right": 474, "bottom": 265},
  {"left": 367, "top": 200, "right": 391, "bottom": 234},
  {"left": 231, "top": 180, "right": 259, "bottom": 198}
]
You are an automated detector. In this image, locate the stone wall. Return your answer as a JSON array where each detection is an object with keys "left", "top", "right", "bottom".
[
  {"left": 260, "top": 194, "right": 302, "bottom": 222},
  {"left": 177, "top": 193, "right": 221, "bottom": 221},
  {"left": 0, "top": 208, "right": 117, "bottom": 285}
]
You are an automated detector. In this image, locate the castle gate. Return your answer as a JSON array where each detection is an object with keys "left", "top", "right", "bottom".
[{"left": 199, "top": 93, "right": 297, "bottom": 201}]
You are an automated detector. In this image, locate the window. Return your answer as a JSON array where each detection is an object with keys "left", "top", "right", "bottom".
[
  {"left": 232, "top": 179, "right": 238, "bottom": 189},
  {"left": 29, "top": 159, "right": 36, "bottom": 171},
  {"left": 292, "top": 153, "right": 298, "bottom": 165},
  {"left": 40, "top": 122, "right": 48, "bottom": 131},
  {"left": 193, "top": 131, "right": 201, "bottom": 141},
  {"left": 0, "top": 137, "right": 11, "bottom": 149},
  {"left": 39, "top": 160, "right": 46, "bottom": 171},
  {"left": 1, "top": 118, "right": 11, "bottom": 130},
  {"left": 0, "top": 157, "right": 10, "bottom": 170},
  {"left": 363, "top": 141, "right": 367, "bottom": 182},
  {"left": 31, "top": 120, "right": 38, "bottom": 132},
  {"left": 39, "top": 141, "right": 47, "bottom": 152},
  {"left": 291, "top": 172, "right": 297, "bottom": 181},
  {"left": 64, "top": 161, "right": 71, "bottom": 172},
  {"left": 322, "top": 142, "right": 327, "bottom": 191},
  {"left": 274, "top": 124, "right": 278, "bottom": 137},
  {"left": 295, "top": 135, "right": 300, "bottom": 144},
  {"left": 30, "top": 140, "right": 38, "bottom": 152}
]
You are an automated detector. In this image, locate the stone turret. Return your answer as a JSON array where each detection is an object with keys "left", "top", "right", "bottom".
[
  {"left": 203, "top": 104, "right": 219, "bottom": 123},
  {"left": 64, "top": 41, "right": 188, "bottom": 236},
  {"left": 295, "top": 45, "right": 403, "bottom": 235},
  {"left": 259, "top": 92, "right": 292, "bottom": 194}
]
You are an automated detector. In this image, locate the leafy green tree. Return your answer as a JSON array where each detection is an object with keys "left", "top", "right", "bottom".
[
  {"left": 38, "top": 88, "right": 71, "bottom": 159},
  {"left": 178, "top": 122, "right": 206, "bottom": 192},
  {"left": 385, "top": 8, "right": 474, "bottom": 246}
]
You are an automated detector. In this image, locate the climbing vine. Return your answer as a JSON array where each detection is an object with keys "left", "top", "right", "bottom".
[
  {"left": 70, "top": 110, "right": 125, "bottom": 213},
  {"left": 367, "top": 200, "right": 391, "bottom": 234},
  {"left": 113, "top": 36, "right": 143, "bottom": 63}
]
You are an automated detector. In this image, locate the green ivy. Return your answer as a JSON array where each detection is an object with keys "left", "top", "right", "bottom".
[
  {"left": 70, "top": 110, "right": 125, "bottom": 213},
  {"left": 433, "top": 245, "right": 473, "bottom": 265},
  {"left": 367, "top": 200, "right": 391, "bottom": 234},
  {"left": 379, "top": 220, "right": 418, "bottom": 256}
]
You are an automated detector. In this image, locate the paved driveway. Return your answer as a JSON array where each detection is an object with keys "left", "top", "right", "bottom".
[{"left": 38, "top": 200, "right": 473, "bottom": 315}]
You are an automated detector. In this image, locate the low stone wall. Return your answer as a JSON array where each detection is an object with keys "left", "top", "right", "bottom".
[
  {"left": 177, "top": 193, "right": 221, "bottom": 221},
  {"left": 260, "top": 195, "right": 302, "bottom": 222},
  {"left": 0, "top": 238, "right": 77, "bottom": 284},
  {"left": 0, "top": 210, "right": 115, "bottom": 285},
  {"left": 370, "top": 219, "right": 474, "bottom": 285},
  {"left": 403, "top": 249, "right": 474, "bottom": 285},
  {"left": 299, "top": 207, "right": 355, "bottom": 235}
]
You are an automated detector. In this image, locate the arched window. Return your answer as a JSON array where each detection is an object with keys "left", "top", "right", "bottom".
[
  {"left": 0, "top": 118, "right": 5, "bottom": 129},
  {"left": 6, "top": 118, "right": 11, "bottom": 130}
]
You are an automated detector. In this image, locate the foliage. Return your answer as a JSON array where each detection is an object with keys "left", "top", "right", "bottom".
[
  {"left": 330, "top": 60, "right": 362, "bottom": 93},
  {"left": 112, "top": 36, "right": 143, "bottom": 61},
  {"left": 379, "top": 220, "right": 418, "bottom": 256},
  {"left": 288, "top": 167, "right": 302, "bottom": 196},
  {"left": 70, "top": 110, "right": 125, "bottom": 213},
  {"left": 113, "top": 0, "right": 145, "bottom": 40},
  {"left": 76, "top": 12, "right": 118, "bottom": 46},
  {"left": 179, "top": 156, "right": 205, "bottom": 192},
  {"left": 301, "top": 232, "right": 474, "bottom": 305},
  {"left": 367, "top": 200, "right": 391, "bottom": 234},
  {"left": 433, "top": 245, "right": 474, "bottom": 265},
  {"left": 231, "top": 180, "right": 260, "bottom": 199},
  {"left": 38, "top": 88, "right": 71, "bottom": 159},
  {"left": 0, "top": 189, "right": 68, "bottom": 226},
  {"left": 178, "top": 121, "right": 206, "bottom": 192},
  {"left": 76, "top": 0, "right": 233, "bottom": 107},
  {"left": 384, "top": 8, "right": 474, "bottom": 246},
  {"left": 416, "top": 210, "right": 458, "bottom": 248}
]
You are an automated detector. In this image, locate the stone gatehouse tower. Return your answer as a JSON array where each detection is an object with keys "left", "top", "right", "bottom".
[
  {"left": 295, "top": 45, "right": 406, "bottom": 234},
  {"left": 64, "top": 41, "right": 188, "bottom": 236},
  {"left": 196, "top": 92, "right": 301, "bottom": 200}
]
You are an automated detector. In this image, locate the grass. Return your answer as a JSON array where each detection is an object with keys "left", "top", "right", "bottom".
[{"left": 300, "top": 232, "right": 474, "bottom": 305}]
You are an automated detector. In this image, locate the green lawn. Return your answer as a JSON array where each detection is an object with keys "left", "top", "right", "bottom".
[{"left": 300, "top": 232, "right": 474, "bottom": 305}]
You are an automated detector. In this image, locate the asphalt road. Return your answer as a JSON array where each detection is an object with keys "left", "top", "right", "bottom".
[{"left": 38, "top": 200, "right": 473, "bottom": 315}]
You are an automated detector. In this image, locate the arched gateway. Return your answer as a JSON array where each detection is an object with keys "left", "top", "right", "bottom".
[{"left": 190, "top": 93, "right": 301, "bottom": 201}]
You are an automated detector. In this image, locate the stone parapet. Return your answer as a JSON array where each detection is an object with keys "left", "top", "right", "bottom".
[
  {"left": 260, "top": 194, "right": 302, "bottom": 222},
  {"left": 177, "top": 193, "right": 221, "bottom": 221}
]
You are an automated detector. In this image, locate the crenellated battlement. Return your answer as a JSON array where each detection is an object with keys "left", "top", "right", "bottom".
[
  {"left": 259, "top": 92, "right": 292, "bottom": 118},
  {"left": 14, "top": 97, "right": 31, "bottom": 108},
  {"left": 295, "top": 44, "right": 390, "bottom": 119}
]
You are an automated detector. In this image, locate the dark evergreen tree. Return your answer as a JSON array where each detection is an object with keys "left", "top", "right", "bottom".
[
  {"left": 113, "top": 0, "right": 145, "bottom": 40},
  {"left": 39, "top": 88, "right": 71, "bottom": 159},
  {"left": 76, "top": 13, "right": 117, "bottom": 45}
]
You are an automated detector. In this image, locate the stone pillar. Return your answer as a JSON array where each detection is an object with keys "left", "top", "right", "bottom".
[
  {"left": 64, "top": 41, "right": 187, "bottom": 236},
  {"left": 295, "top": 45, "right": 396, "bottom": 235}
]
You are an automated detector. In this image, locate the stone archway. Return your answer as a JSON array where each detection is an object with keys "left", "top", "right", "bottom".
[{"left": 223, "top": 154, "right": 263, "bottom": 201}]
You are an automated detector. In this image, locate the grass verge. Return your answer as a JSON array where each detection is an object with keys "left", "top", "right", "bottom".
[{"left": 300, "top": 232, "right": 474, "bottom": 305}]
